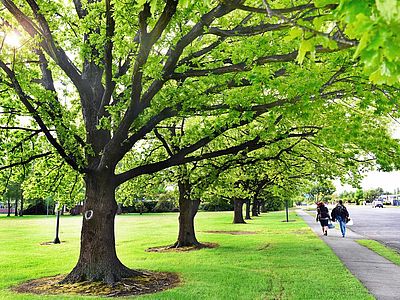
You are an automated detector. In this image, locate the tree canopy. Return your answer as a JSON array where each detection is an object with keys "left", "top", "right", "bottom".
[{"left": 0, "top": 0, "right": 399, "bottom": 284}]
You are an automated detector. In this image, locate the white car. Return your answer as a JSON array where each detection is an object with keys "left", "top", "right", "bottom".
[{"left": 372, "top": 200, "right": 384, "bottom": 208}]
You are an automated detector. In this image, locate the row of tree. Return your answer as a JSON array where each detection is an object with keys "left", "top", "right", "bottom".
[
  {"left": 0, "top": 0, "right": 400, "bottom": 285},
  {"left": 304, "top": 180, "right": 399, "bottom": 205},
  {"left": 339, "top": 188, "right": 391, "bottom": 205}
]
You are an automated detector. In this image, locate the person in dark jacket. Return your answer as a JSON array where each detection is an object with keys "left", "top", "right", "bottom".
[
  {"left": 316, "top": 202, "right": 330, "bottom": 236},
  {"left": 331, "top": 200, "right": 350, "bottom": 237}
]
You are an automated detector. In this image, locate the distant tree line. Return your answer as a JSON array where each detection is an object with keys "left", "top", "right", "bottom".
[{"left": 339, "top": 188, "right": 389, "bottom": 205}]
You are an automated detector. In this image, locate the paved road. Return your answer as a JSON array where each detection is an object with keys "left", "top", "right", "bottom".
[
  {"left": 336, "top": 205, "right": 400, "bottom": 252},
  {"left": 299, "top": 209, "right": 400, "bottom": 300}
]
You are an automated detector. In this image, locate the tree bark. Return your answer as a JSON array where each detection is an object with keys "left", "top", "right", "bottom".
[
  {"left": 233, "top": 198, "right": 246, "bottom": 224},
  {"left": 245, "top": 199, "right": 251, "bottom": 220},
  {"left": 172, "top": 178, "right": 200, "bottom": 247},
  {"left": 252, "top": 198, "right": 259, "bottom": 217},
  {"left": 62, "top": 172, "right": 140, "bottom": 284},
  {"left": 14, "top": 197, "right": 18, "bottom": 216},
  {"left": 7, "top": 198, "right": 11, "bottom": 217},
  {"left": 260, "top": 200, "right": 266, "bottom": 213},
  {"left": 19, "top": 191, "right": 23, "bottom": 216}
]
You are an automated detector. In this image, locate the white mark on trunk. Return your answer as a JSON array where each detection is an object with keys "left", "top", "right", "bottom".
[{"left": 85, "top": 210, "right": 94, "bottom": 220}]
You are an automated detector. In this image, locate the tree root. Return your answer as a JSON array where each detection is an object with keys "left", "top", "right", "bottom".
[
  {"left": 61, "top": 261, "right": 143, "bottom": 285},
  {"left": 146, "top": 242, "right": 219, "bottom": 252},
  {"left": 13, "top": 271, "right": 180, "bottom": 297}
]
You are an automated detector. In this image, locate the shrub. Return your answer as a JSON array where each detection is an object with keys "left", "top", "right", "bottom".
[
  {"left": 153, "top": 199, "right": 178, "bottom": 212},
  {"left": 200, "top": 199, "right": 233, "bottom": 211}
]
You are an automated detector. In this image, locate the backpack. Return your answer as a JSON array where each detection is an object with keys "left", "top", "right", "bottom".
[
  {"left": 336, "top": 205, "right": 347, "bottom": 218},
  {"left": 319, "top": 207, "right": 329, "bottom": 218}
]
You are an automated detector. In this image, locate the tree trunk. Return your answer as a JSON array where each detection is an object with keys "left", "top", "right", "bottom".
[
  {"left": 62, "top": 172, "right": 140, "bottom": 284},
  {"left": 19, "top": 191, "right": 23, "bottom": 216},
  {"left": 7, "top": 198, "right": 11, "bottom": 217},
  {"left": 252, "top": 198, "right": 259, "bottom": 217},
  {"left": 14, "top": 197, "right": 18, "bottom": 216},
  {"left": 260, "top": 200, "right": 266, "bottom": 213},
  {"left": 245, "top": 199, "right": 251, "bottom": 220},
  {"left": 233, "top": 198, "right": 246, "bottom": 224},
  {"left": 172, "top": 178, "right": 200, "bottom": 247}
]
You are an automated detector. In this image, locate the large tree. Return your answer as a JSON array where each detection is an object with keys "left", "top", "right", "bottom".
[{"left": 0, "top": 0, "right": 398, "bottom": 284}]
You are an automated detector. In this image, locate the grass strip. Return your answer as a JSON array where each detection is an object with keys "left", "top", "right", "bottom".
[{"left": 357, "top": 239, "right": 400, "bottom": 266}]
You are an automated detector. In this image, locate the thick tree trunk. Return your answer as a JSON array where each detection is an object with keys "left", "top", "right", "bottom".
[
  {"left": 245, "top": 199, "right": 251, "bottom": 220},
  {"left": 252, "top": 198, "right": 259, "bottom": 217},
  {"left": 173, "top": 178, "right": 200, "bottom": 247},
  {"left": 62, "top": 172, "right": 140, "bottom": 284},
  {"left": 233, "top": 198, "right": 246, "bottom": 224}
]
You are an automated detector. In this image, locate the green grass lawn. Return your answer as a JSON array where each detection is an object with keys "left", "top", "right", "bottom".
[
  {"left": 357, "top": 239, "right": 400, "bottom": 266},
  {"left": 0, "top": 211, "right": 373, "bottom": 300}
]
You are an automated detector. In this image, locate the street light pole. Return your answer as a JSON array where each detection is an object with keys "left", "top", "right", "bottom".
[
  {"left": 53, "top": 209, "right": 61, "bottom": 244},
  {"left": 285, "top": 200, "right": 289, "bottom": 222}
]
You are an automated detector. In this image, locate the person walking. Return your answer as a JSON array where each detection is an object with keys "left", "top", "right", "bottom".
[
  {"left": 316, "top": 202, "right": 330, "bottom": 236},
  {"left": 331, "top": 200, "right": 350, "bottom": 237}
]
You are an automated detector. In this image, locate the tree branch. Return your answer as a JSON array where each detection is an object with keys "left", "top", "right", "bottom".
[
  {"left": 1, "top": 0, "right": 83, "bottom": 88},
  {"left": 170, "top": 45, "right": 352, "bottom": 80},
  {"left": 73, "top": 0, "right": 86, "bottom": 19},
  {"left": 178, "top": 12, "right": 255, "bottom": 68},
  {"left": 105, "top": 0, "right": 178, "bottom": 153},
  {"left": 0, "top": 151, "right": 52, "bottom": 171},
  {"left": 10, "top": 130, "right": 41, "bottom": 152},
  {"left": 116, "top": 127, "right": 317, "bottom": 185},
  {"left": 35, "top": 50, "right": 86, "bottom": 148},
  {"left": 230, "top": 3, "right": 334, "bottom": 15},
  {"left": 0, "top": 126, "right": 40, "bottom": 132},
  {"left": 208, "top": 22, "right": 290, "bottom": 37},
  {"left": 101, "top": 2, "right": 232, "bottom": 168},
  {"left": 154, "top": 128, "right": 174, "bottom": 157},
  {"left": 99, "top": 0, "right": 116, "bottom": 113},
  {"left": 0, "top": 60, "right": 84, "bottom": 172}
]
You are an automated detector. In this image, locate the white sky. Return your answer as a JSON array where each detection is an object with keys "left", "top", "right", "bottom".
[
  {"left": 334, "top": 121, "right": 400, "bottom": 194},
  {"left": 335, "top": 171, "right": 400, "bottom": 194}
]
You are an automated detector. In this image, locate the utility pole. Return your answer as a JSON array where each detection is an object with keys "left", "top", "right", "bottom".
[
  {"left": 285, "top": 200, "right": 289, "bottom": 222},
  {"left": 53, "top": 203, "right": 61, "bottom": 244}
]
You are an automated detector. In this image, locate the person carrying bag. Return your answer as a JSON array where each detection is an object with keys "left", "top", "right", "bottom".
[
  {"left": 316, "top": 202, "right": 331, "bottom": 236},
  {"left": 331, "top": 200, "right": 350, "bottom": 237}
]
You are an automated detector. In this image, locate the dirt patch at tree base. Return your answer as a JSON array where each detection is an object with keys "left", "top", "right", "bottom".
[
  {"left": 146, "top": 242, "right": 219, "bottom": 252},
  {"left": 202, "top": 230, "right": 258, "bottom": 235},
  {"left": 40, "top": 241, "right": 66, "bottom": 245},
  {"left": 12, "top": 271, "right": 180, "bottom": 297}
]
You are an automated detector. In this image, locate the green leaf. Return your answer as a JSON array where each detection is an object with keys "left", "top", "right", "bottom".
[
  {"left": 136, "top": 0, "right": 147, "bottom": 8},
  {"left": 283, "top": 27, "right": 302, "bottom": 42},
  {"left": 353, "top": 30, "right": 371, "bottom": 59},
  {"left": 296, "top": 39, "right": 314, "bottom": 64},
  {"left": 96, "top": 116, "right": 112, "bottom": 130},
  {"left": 376, "top": 0, "right": 399, "bottom": 22},
  {"left": 314, "top": 0, "right": 339, "bottom": 8}
]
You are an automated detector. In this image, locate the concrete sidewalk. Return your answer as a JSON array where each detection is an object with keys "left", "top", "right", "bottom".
[{"left": 297, "top": 209, "right": 400, "bottom": 300}]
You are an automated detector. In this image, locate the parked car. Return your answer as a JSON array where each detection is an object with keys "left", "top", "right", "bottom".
[{"left": 372, "top": 200, "right": 384, "bottom": 208}]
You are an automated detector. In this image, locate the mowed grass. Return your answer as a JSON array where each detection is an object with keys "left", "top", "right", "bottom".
[
  {"left": 0, "top": 211, "right": 373, "bottom": 300},
  {"left": 357, "top": 239, "right": 400, "bottom": 266}
]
